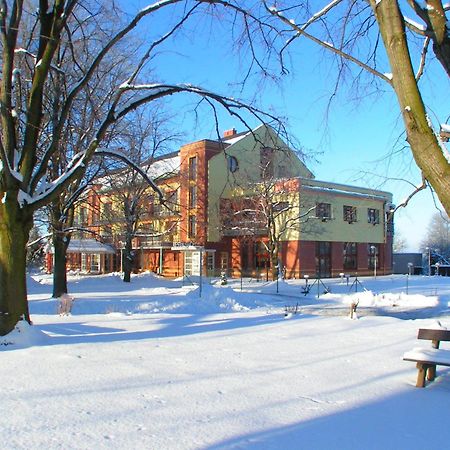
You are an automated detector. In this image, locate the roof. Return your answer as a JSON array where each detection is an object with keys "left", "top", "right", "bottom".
[
  {"left": 65, "top": 239, "right": 116, "bottom": 254},
  {"left": 143, "top": 153, "right": 180, "bottom": 180}
]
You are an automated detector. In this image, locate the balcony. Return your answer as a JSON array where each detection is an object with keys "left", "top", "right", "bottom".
[
  {"left": 151, "top": 204, "right": 181, "bottom": 218},
  {"left": 134, "top": 235, "right": 179, "bottom": 248}
]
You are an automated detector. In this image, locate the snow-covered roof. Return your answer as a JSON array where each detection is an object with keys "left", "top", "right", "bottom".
[
  {"left": 65, "top": 239, "right": 116, "bottom": 254},
  {"left": 300, "top": 177, "right": 392, "bottom": 202},
  {"left": 221, "top": 124, "right": 265, "bottom": 145},
  {"left": 143, "top": 154, "right": 180, "bottom": 180}
]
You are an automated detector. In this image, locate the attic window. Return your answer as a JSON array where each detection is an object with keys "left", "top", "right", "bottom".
[{"left": 227, "top": 155, "right": 239, "bottom": 173}]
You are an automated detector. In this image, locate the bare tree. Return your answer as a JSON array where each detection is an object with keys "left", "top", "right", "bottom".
[
  {"left": 98, "top": 107, "right": 181, "bottom": 282},
  {"left": 421, "top": 211, "right": 450, "bottom": 260},
  {"left": 221, "top": 171, "right": 314, "bottom": 280},
  {"left": 393, "top": 232, "right": 407, "bottom": 253},
  {"left": 264, "top": 1, "right": 450, "bottom": 215},
  {"left": 0, "top": 0, "right": 283, "bottom": 336}
]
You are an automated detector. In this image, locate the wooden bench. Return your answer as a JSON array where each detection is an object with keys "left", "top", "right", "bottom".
[{"left": 403, "top": 328, "right": 450, "bottom": 387}]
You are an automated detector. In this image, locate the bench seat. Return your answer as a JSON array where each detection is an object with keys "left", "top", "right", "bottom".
[
  {"left": 403, "top": 328, "right": 450, "bottom": 387},
  {"left": 403, "top": 348, "right": 450, "bottom": 366}
]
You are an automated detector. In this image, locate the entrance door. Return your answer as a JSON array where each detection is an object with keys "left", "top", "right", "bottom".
[
  {"left": 316, "top": 242, "right": 331, "bottom": 278},
  {"left": 185, "top": 251, "right": 201, "bottom": 276}
]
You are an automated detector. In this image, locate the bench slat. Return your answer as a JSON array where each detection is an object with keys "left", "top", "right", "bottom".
[
  {"left": 418, "top": 328, "right": 450, "bottom": 342},
  {"left": 403, "top": 348, "right": 450, "bottom": 367}
]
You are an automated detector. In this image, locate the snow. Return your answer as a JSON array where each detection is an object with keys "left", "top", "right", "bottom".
[
  {"left": 404, "top": 348, "right": 450, "bottom": 365},
  {"left": 404, "top": 17, "right": 427, "bottom": 32},
  {"left": 2, "top": 273, "right": 450, "bottom": 449},
  {"left": 47, "top": 238, "right": 116, "bottom": 254}
]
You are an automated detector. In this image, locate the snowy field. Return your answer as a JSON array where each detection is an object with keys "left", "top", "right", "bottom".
[{"left": 2, "top": 272, "right": 450, "bottom": 449}]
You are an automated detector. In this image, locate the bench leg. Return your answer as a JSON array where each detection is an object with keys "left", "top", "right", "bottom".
[
  {"left": 416, "top": 363, "right": 429, "bottom": 387},
  {"left": 427, "top": 365, "right": 436, "bottom": 381}
]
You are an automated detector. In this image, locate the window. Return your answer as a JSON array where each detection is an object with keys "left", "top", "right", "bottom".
[
  {"left": 103, "top": 202, "right": 112, "bottom": 218},
  {"left": 206, "top": 252, "right": 215, "bottom": 274},
  {"left": 91, "top": 206, "right": 100, "bottom": 224},
  {"left": 227, "top": 155, "right": 239, "bottom": 173},
  {"left": 220, "top": 252, "right": 228, "bottom": 271},
  {"left": 367, "top": 208, "right": 380, "bottom": 225},
  {"left": 368, "top": 244, "right": 379, "bottom": 269},
  {"left": 343, "top": 205, "right": 357, "bottom": 223},
  {"left": 316, "top": 241, "right": 331, "bottom": 278},
  {"left": 188, "top": 156, "right": 197, "bottom": 180},
  {"left": 254, "top": 241, "right": 269, "bottom": 269},
  {"left": 81, "top": 254, "right": 100, "bottom": 272},
  {"left": 343, "top": 242, "right": 357, "bottom": 270},
  {"left": 189, "top": 185, "right": 197, "bottom": 208},
  {"left": 272, "top": 201, "right": 289, "bottom": 213},
  {"left": 188, "top": 214, "right": 196, "bottom": 238},
  {"left": 316, "top": 203, "right": 332, "bottom": 221},
  {"left": 386, "top": 212, "right": 394, "bottom": 234},
  {"left": 78, "top": 206, "right": 87, "bottom": 225},
  {"left": 166, "top": 190, "right": 179, "bottom": 206}
]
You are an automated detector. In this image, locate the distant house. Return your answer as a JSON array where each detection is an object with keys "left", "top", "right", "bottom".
[
  {"left": 46, "top": 124, "right": 394, "bottom": 278},
  {"left": 393, "top": 253, "right": 423, "bottom": 275}
]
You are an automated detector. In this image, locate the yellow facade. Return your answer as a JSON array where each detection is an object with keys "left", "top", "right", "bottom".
[{"left": 207, "top": 124, "right": 392, "bottom": 245}]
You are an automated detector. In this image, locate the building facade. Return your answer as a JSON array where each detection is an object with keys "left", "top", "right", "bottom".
[{"left": 47, "top": 124, "right": 394, "bottom": 278}]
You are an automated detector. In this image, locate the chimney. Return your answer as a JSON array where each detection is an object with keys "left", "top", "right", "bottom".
[{"left": 223, "top": 128, "right": 237, "bottom": 138}]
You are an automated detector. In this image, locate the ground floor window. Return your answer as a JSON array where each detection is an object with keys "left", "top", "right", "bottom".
[
  {"left": 316, "top": 241, "right": 331, "bottom": 277},
  {"left": 220, "top": 252, "right": 228, "bottom": 272},
  {"left": 368, "top": 244, "right": 379, "bottom": 270},
  {"left": 254, "top": 241, "right": 269, "bottom": 269},
  {"left": 206, "top": 251, "right": 215, "bottom": 275},
  {"left": 343, "top": 242, "right": 357, "bottom": 270},
  {"left": 81, "top": 253, "right": 100, "bottom": 272}
]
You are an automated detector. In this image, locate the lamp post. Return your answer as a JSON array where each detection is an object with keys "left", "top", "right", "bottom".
[
  {"left": 426, "top": 247, "right": 431, "bottom": 276},
  {"left": 370, "top": 245, "right": 377, "bottom": 279}
]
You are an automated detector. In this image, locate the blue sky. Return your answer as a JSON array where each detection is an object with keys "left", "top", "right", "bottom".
[{"left": 122, "top": 0, "right": 449, "bottom": 251}]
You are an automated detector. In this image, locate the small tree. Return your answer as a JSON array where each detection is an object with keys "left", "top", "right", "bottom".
[
  {"left": 421, "top": 212, "right": 450, "bottom": 261},
  {"left": 221, "top": 177, "right": 314, "bottom": 280}
]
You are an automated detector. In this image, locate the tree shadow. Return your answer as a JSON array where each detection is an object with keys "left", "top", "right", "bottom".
[
  {"left": 205, "top": 380, "right": 450, "bottom": 450},
  {"left": 36, "top": 312, "right": 314, "bottom": 346}
]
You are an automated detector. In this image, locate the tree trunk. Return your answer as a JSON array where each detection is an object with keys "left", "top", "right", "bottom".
[
  {"left": 270, "top": 245, "right": 279, "bottom": 281},
  {"left": 52, "top": 233, "right": 70, "bottom": 298},
  {"left": 0, "top": 199, "right": 33, "bottom": 336},
  {"left": 123, "top": 238, "right": 133, "bottom": 283},
  {"left": 372, "top": 0, "right": 450, "bottom": 215}
]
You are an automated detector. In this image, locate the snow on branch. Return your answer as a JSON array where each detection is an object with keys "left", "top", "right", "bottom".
[
  {"left": 264, "top": 2, "right": 394, "bottom": 85},
  {"left": 404, "top": 16, "right": 428, "bottom": 34},
  {"left": 17, "top": 152, "right": 87, "bottom": 208},
  {"left": 94, "top": 148, "right": 164, "bottom": 202},
  {"left": 299, "top": 0, "right": 344, "bottom": 32},
  {"left": 14, "top": 48, "right": 66, "bottom": 74}
]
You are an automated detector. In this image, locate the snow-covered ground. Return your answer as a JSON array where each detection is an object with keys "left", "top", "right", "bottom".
[{"left": 2, "top": 272, "right": 450, "bottom": 449}]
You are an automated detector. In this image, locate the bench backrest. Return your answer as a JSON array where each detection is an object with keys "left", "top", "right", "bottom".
[
  {"left": 418, "top": 328, "right": 450, "bottom": 349},
  {"left": 418, "top": 329, "right": 450, "bottom": 341}
]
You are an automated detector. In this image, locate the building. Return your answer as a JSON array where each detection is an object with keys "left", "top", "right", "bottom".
[
  {"left": 392, "top": 253, "right": 423, "bottom": 275},
  {"left": 47, "top": 124, "right": 394, "bottom": 278}
]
